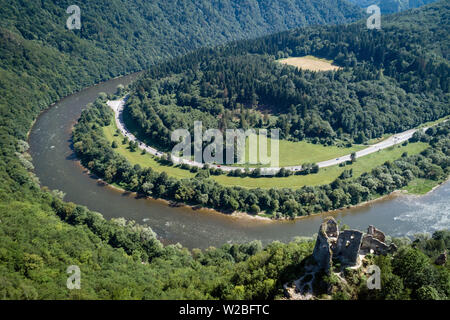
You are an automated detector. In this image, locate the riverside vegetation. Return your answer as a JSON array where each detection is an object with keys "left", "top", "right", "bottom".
[
  {"left": 74, "top": 99, "right": 449, "bottom": 219},
  {"left": 0, "top": 0, "right": 363, "bottom": 299}
]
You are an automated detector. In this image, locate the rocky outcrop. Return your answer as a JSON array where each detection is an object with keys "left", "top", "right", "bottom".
[
  {"left": 283, "top": 266, "right": 316, "bottom": 300},
  {"left": 312, "top": 218, "right": 396, "bottom": 272}
]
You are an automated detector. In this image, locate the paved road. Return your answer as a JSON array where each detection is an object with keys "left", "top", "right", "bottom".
[{"left": 107, "top": 98, "right": 435, "bottom": 176}]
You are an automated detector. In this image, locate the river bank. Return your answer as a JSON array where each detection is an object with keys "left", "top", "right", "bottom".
[
  {"left": 108, "top": 98, "right": 447, "bottom": 173},
  {"left": 26, "top": 72, "right": 142, "bottom": 141},
  {"left": 29, "top": 72, "right": 450, "bottom": 249},
  {"left": 75, "top": 153, "right": 449, "bottom": 226}
]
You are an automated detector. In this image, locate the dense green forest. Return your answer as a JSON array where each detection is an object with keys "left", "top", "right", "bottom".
[
  {"left": 349, "top": 0, "right": 437, "bottom": 13},
  {"left": 0, "top": 0, "right": 363, "bottom": 71},
  {"left": 2, "top": 194, "right": 449, "bottom": 299},
  {"left": 0, "top": 0, "right": 363, "bottom": 145},
  {"left": 0, "top": 0, "right": 448, "bottom": 300},
  {"left": 126, "top": 1, "right": 449, "bottom": 150},
  {"left": 0, "top": 0, "right": 364, "bottom": 299}
]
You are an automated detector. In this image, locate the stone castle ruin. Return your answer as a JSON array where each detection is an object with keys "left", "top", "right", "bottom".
[
  {"left": 313, "top": 217, "right": 397, "bottom": 272},
  {"left": 284, "top": 217, "right": 398, "bottom": 299}
]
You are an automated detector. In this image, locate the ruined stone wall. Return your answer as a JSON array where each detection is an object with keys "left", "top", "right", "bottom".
[
  {"left": 367, "top": 225, "right": 386, "bottom": 242},
  {"left": 334, "top": 230, "right": 363, "bottom": 266},
  {"left": 312, "top": 218, "right": 396, "bottom": 272},
  {"left": 360, "top": 235, "right": 396, "bottom": 255},
  {"left": 312, "top": 219, "right": 335, "bottom": 271}
]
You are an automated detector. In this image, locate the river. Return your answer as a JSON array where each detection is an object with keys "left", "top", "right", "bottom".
[{"left": 28, "top": 73, "right": 450, "bottom": 249}]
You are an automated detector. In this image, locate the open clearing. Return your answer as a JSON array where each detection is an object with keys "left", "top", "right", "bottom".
[
  {"left": 402, "top": 178, "right": 440, "bottom": 195},
  {"left": 240, "top": 135, "right": 364, "bottom": 167},
  {"left": 277, "top": 56, "right": 341, "bottom": 72},
  {"left": 116, "top": 102, "right": 364, "bottom": 167},
  {"left": 215, "top": 143, "right": 428, "bottom": 188},
  {"left": 103, "top": 121, "right": 428, "bottom": 189}
]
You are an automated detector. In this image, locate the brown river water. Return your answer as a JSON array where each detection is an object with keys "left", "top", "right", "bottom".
[{"left": 28, "top": 73, "right": 450, "bottom": 249}]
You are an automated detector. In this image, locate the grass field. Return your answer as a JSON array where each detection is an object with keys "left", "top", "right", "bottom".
[
  {"left": 239, "top": 135, "right": 364, "bottom": 167},
  {"left": 122, "top": 106, "right": 362, "bottom": 166},
  {"left": 103, "top": 122, "right": 195, "bottom": 179},
  {"left": 402, "top": 178, "right": 440, "bottom": 195},
  {"left": 215, "top": 143, "right": 428, "bottom": 188},
  {"left": 103, "top": 121, "right": 428, "bottom": 189},
  {"left": 277, "top": 56, "right": 341, "bottom": 72}
]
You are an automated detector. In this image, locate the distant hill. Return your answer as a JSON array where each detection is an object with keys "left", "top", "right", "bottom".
[
  {"left": 0, "top": 0, "right": 363, "bottom": 137},
  {"left": 128, "top": 0, "right": 449, "bottom": 148},
  {"left": 348, "top": 0, "right": 438, "bottom": 13},
  {"left": 0, "top": 0, "right": 363, "bottom": 72}
]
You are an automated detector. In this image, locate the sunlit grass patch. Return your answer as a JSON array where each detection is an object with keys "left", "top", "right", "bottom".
[
  {"left": 402, "top": 178, "right": 440, "bottom": 195},
  {"left": 277, "top": 56, "right": 341, "bottom": 72},
  {"left": 103, "top": 118, "right": 428, "bottom": 190}
]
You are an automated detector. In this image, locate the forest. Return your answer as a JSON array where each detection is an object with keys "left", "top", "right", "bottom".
[
  {"left": 0, "top": 0, "right": 363, "bottom": 300},
  {"left": 3, "top": 192, "right": 449, "bottom": 299},
  {"left": 126, "top": 1, "right": 449, "bottom": 151},
  {"left": 0, "top": 0, "right": 448, "bottom": 300},
  {"left": 349, "top": 0, "right": 438, "bottom": 13}
]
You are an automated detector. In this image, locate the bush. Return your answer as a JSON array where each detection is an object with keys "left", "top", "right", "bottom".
[{"left": 249, "top": 204, "right": 261, "bottom": 214}]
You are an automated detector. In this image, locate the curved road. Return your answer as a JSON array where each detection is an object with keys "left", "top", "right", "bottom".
[
  {"left": 108, "top": 98, "right": 436, "bottom": 175},
  {"left": 28, "top": 74, "right": 450, "bottom": 249}
]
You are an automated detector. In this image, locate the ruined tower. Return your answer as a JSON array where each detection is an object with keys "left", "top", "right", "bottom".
[{"left": 312, "top": 218, "right": 396, "bottom": 272}]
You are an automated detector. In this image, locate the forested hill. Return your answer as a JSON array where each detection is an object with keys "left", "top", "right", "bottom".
[
  {"left": 0, "top": 1, "right": 448, "bottom": 300},
  {"left": 0, "top": 0, "right": 364, "bottom": 299},
  {"left": 0, "top": 0, "right": 362, "bottom": 140},
  {"left": 0, "top": 0, "right": 362, "bottom": 71},
  {"left": 128, "top": 0, "right": 449, "bottom": 148},
  {"left": 348, "top": 0, "right": 438, "bottom": 13}
]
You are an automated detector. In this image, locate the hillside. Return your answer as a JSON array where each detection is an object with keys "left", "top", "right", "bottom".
[
  {"left": 127, "top": 1, "right": 449, "bottom": 148},
  {"left": 348, "top": 0, "right": 438, "bottom": 13},
  {"left": 0, "top": 0, "right": 362, "bottom": 142},
  {"left": 0, "top": 0, "right": 362, "bottom": 300},
  {"left": 74, "top": 2, "right": 449, "bottom": 218},
  {"left": 0, "top": 0, "right": 448, "bottom": 300},
  {"left": 0, "top": 0, "right": 362, "bottom": 70}
]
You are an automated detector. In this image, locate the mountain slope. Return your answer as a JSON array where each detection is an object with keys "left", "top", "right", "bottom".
[
  {"left": 127, "top": 0, "right": 449, "bottom": 147},
  {"left": 0, "top": 0, "right": 362, "bottom": 141},
  {"left": 1, "top": 0, "right": 363, "bottom": 70},
  {"left": 348, "top": 0, "right": 438, "bottom": 13},
  {"left": 0, "top": 0, "right": 448, "bottom": 300},
  {"left": 0, "top": 0, "right": 362, "bottom": 299}
]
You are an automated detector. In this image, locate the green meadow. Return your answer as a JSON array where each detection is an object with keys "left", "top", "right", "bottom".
[
  {"left": 239, "top": 134, "right": 364, "bottom": 167},
  {"left": 103, "top": 121, "right": 428, "bottom": 189}
]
